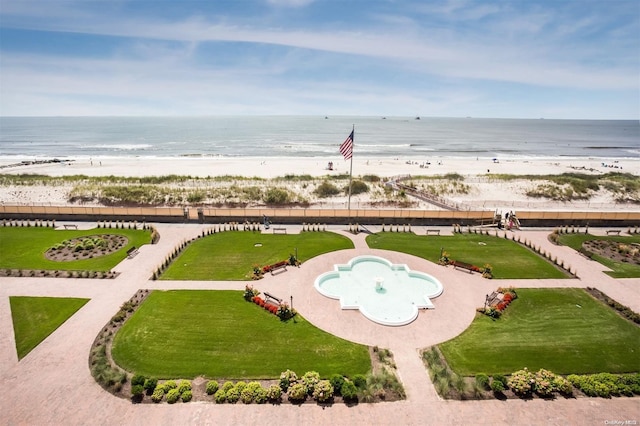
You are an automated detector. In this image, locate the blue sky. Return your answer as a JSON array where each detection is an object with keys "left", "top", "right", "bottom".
[{"left": 0, "top": 0, "right": 638, "bottom": 118}]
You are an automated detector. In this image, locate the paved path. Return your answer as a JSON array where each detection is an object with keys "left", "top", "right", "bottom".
[{"left": 1, "top": 224, "right": 638, "bottom": 425}]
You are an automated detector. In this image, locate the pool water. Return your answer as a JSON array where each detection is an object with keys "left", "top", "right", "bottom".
[{"left": 314, "top": 255, "right": 444, "bottom": 326}]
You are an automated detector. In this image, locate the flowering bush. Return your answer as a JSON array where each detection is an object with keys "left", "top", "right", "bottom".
[
  {"left": 534, "top": 369, "right": 556, "bottom": 396},
  {"left": 301, "top": 371, "right": 321, "bottom": 395},
  {"left": 313, "top": 380, "right": 334, "bottom": 402},
  {"left": 277, "top": 303, "right": 296, "bottom": 321},
  {"left": 266, "top": 384, "right": 282, "bottom": 402},
  {"left": 244, "top": 285, "right": 260, "bottom": 300},
  {"left": 287, "top": 383, "right": 307, "bottom": 402},
  {"left": 507, "top": 368, "right": 535, "bottom": 396},
  {"left": 279, "top": 369, "right": 298, "bottom": 392}
]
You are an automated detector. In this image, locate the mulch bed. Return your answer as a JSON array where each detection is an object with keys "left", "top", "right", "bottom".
[{"left": 582, "top": 239, "right": 640, "bottom": 266}]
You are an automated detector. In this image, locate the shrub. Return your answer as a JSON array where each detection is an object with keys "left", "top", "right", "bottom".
[
  {"left": 490, "top": 379, "right": 505, "bottom": 393},
  {"left": 226, "top": 387, "right": 241, "bottom": 403},
  {"left": 131, "top": 374, "right": 146, "bottom": 387},
  {"left": 222, "top": 381, "right": 235, "bottom": 392},
  {"left": 234, "top": 381, "right": 247, "bottom": 392},
  {"left": 254, "top": 386, "right": 268, "bottom": 404},
  {"left": 266, "top": 384, "right": 282, "bottom": 402},
  {"left": 345, "top": 180, "right": 369, "bottom": 196},
  {"left": 167, "top": 389, "right": 180, "bottom": 404},
  {"left": 214, "top": 389, "right": 226, "bottom": 403},
  {"left": 313, "top": 380, "right": 334, "bottom": 402},
  {"left": 143, "top": 377, "right": 158, "bottom": 395},
  {"left": 162, "top": 380, "right": 177, "bottom": 392},
  {"left": 151, "top": 387, "right": 165, "bottom": 403},
  {"left": 314, "top": 181, "right": 341, "bottom": 198},
  {"left": 166, "top": 388, "right": 181, "bottom": 404},
  {"left": 131, "top": 384, "right": 144, "bottom": 401},
  {"left": 352, "top": 374, "right": 367, "bottom": 390},
  {"left": 240, "top": 382, "right": 262, "bottom": 404},
  {"left": 492, "top": 374, "right": 508, "bottom": 388},
  {"left": 475, "top": 373, "right": 490, "bottom": 390},
  {"left": 553, "top": 376, "right": 573, "bottom": 395},
  {"left": 287, "top": 383, "right": 307, "bottom": 402},
  {"left": 206, "top": 380, "right": 219, "bottom": 395},
  {"left": 263, "top": 187, "right": 291, "bottom": 205},
  {"left": 279, "top": 369, "right": 298, "bottom": 392},
  {"left": 508, "top": 368, "right": 535, "bottom": 396},
  {"left": 330, "top": 374, "right": 346, "bottom": 395},
  {"left": 341, "top": 381, "right": 358, "bottom": 401},
  {"left": 534, "top": 369, "right": 556, "bottom": 396},
  {"left": 301, "top": 371, "right": 321, "bottom": 394},
  {"left": 178, "top": 380, "right": 192, "bottom": 394},
  {"left": 181, "top": 390, "right": 193, "bottom": 402}
]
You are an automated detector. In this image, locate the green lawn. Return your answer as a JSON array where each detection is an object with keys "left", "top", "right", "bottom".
[
  {"left": 10, "top": 296, "right": 90, "bottom": 359},
  {"left": 111, "top": 290, "right": 370, "bottom": 379},
  {"left": 366, "top": 232, "right": 568, "bottom": 279},
  {"left": 557, "top": 233, "right": 640, "bottom": 278},
  {"left": 439, "top": 288, "right": 640, "bottom": 376},
  {"left": 161, "top": 231, "right": 354, "bottom": 280},
  {"left": 0, "top": 227, "right": 152, "bottom": 271}
]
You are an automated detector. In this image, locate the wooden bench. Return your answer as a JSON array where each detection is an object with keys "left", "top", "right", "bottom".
[
  {"left": 126, "top": 246, "right": 139, "bottom": 258},
  {"left": 63, "top": 224, "right": 78, "bottom": 230},
  {"left": 273, "top": 227, "right": 287, "bottom": 234},
  {"left": 606, "top": 230, "right": 621, "bottom": 236},
  {"left": 268, "top": 261, "right": 288, "bottom": 275},
  {"left": 426, "top": 229, "right": 440, "bottom": 235},
  {"left": 451, "top": 260, "right": 479, "bottom": 274},
  {"left": 263, "top": 292, "right": 283, "bottom": 306}
]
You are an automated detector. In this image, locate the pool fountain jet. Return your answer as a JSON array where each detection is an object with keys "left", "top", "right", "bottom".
[{"left": 375, "top": 277, "right": 385, "bottom": 293}]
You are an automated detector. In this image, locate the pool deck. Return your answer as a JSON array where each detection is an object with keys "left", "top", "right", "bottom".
[{"left": 0, "top": 224, "right": 638, "bottom": 425}]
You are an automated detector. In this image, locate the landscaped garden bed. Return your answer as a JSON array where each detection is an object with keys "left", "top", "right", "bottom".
[
  {"left": 422, "top": 288, "right": 640, "bottom": 400},
  {"left": 0, "top": 225, "right": 153, "bottom": 276},
  {"left": 552, "top": 231, "right": 640, "bottom": 278},
  {"left": 92, "top": 289, "right": 404, "bottom": 405}
]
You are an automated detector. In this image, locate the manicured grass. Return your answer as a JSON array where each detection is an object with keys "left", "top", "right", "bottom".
[
  {"left": 111, "top": 290, "right": 371, "bottom": 379},
  {"left": 0, "top": 227, "right": 152, "bottom": 271},
  {"left": 439, "top": 288, "right": 640, "bottom": 376},
  {"left": 10, "top": 296, "right": 90, "bottom": 359},
  {"left": 557, "top": 233, "right": 640, "bottom": 278},
  {"left": 366, "top": 232, "right": 568, "bottom": 279},
  {"left": 161, "top": 231, "right": 354, "bottom": 280}
]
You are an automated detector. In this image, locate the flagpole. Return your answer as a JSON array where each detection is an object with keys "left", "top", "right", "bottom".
[{"left": 347, "top": 124, "right": 354, "bottom": 213}]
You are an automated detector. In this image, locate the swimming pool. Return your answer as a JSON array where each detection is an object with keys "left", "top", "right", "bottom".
[{"left": 314, "top": 255, "right": 444, "bottom": 326}]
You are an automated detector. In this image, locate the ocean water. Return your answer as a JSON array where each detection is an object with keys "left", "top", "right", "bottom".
[{"left": 0, "top": 116, "right": 638, "bottom": 160}]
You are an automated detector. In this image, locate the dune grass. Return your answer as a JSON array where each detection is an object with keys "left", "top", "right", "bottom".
[
  {"left": 111, "top": 290, "right": 370, "bottom": 379},
  {"left": 557, "top": 233, "right": 640, "bottom": 278},
  {"left": 160, "top": 231, "right": 354, "bottom": 280},
  {"left": 0, "top": 227, "right": 152, "bottom": 271},
  {"left": 10, "top": 296, "right": 90, "bottom": 359},
  {"left": 438, "top": 288, "right": 640, "bottom": 376},
  {"left": 366, "top": 232, "right": 568, "bottom": 279}
]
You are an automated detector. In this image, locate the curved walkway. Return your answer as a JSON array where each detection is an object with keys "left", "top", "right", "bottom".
[{"left": 0, "top": 224, "right": 638, "bottom": 425}]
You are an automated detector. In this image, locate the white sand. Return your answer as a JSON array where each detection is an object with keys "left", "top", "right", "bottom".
[{"left": 0, "top": 156, "right": 638, "bottom": 212}]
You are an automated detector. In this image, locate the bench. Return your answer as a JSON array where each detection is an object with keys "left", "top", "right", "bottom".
[
  {"left": 268, "top": 261, "right": 288, "bottom": 275},
  {"left": 63, "top": 224, "right": 78, "bottom": 230},
  {"left": 263, "top": 292, "right": 283, "bottom": 306},
  {"left": 273, "top": 227, "right": 287, "bottom": 234},
  {"left": 451, "top": 260, "right": 479, "bottom": 274},
  {"left": 126, "top": 246, "right": 139, "bottom": 258},
  {"left": 426, "top": 229, "right": 440, "bottom": 235},
  {"left": 606, "top": 230, "right": 621, "bottom": 236}
]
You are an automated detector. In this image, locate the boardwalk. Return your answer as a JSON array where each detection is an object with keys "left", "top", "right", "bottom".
[{"left": 1, "top": 224, "right": 638, "bottom": 425}]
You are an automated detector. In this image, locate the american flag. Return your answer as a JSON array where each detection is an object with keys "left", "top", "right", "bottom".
[{"left": 339, "top": 130, "right": 354, "bottom": 160}]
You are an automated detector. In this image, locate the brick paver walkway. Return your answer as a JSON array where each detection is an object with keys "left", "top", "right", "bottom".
[{"left": 1, "top": 224, "right": 638, "bottom": 425}]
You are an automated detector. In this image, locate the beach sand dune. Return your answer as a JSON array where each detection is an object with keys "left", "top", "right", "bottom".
[{"left": 1, "top": 156, "right": 638, "bottom": 212}]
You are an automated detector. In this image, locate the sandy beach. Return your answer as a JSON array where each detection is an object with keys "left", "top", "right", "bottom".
[{"left": 1, "top": 156, "right": 638, "bottom": 212}]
